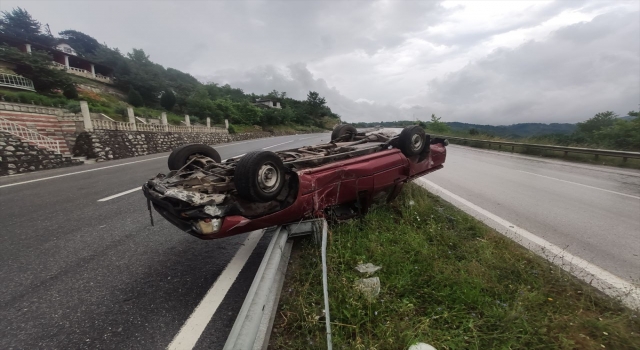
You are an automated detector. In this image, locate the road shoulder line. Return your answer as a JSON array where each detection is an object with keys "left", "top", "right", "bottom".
[{"left": 416, "top": 177, "right": 640, "bottom": 311}]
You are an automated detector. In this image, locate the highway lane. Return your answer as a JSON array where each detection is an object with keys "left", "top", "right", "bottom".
[
  {"left": 0, "top": 133, "right": 329, "bottom": 349},
  {"left": 427, "top": 144, "right": 640, "bottom": 283}
]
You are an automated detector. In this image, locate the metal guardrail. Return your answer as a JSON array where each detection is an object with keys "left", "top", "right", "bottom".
[
  {"left": 440, "top": 136, "right": 640, "bottom": 161},
  {"left": 224, "top": 219, "right": 326, "bottom": 350},
  {"left": 0, "top": 116, "right": 60, "bottom": 153},
  {"left": 0, "top": 73, "right": 35, "bottom": 92}
]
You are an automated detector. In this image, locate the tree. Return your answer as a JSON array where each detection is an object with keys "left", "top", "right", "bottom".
[
  {"left": 427, "top": 114, "right": 451, "bottom": 133},
  {"left": 58, "top": 29, "right": 101, "bottom": 56},
  {"left": 576, "top": 111, "right": 618, "bottom": 134},
  {"left": 0, "top": 45, "right": 72, "bottom": 92},
  {"left": 128, "top": 88, "right": 144, "bottom": 107},
  {"left": 0, "top": 7, "right": 54, "bottom": 46},
  {"left": 305, "top": 91, "right": 327, "bottom": 118},
  {"left": 469, "top": 128, "right": 480, "bottom": 135},
  {"left": 595, "top": 117, "right": 640, "bottom": 151},
  {"left": 160, "top": 90, "right": 176, "bottom": 111}
]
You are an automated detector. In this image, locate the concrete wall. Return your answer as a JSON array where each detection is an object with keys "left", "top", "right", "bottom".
[{"left": 73, "top": 129, "right": 313, "bottom": 162}]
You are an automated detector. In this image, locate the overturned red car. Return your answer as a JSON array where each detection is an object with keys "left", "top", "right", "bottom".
[{"left": 142, "top": 125, "right": 446, "bottom": 239}]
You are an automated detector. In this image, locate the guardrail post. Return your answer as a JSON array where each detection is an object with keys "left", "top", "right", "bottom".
[
  {"left": 564, "top": 151, "right": 568, "bottom": 157},
  {"left": 511, "top": 145, "right": 514, "bottom": 152},
  {"left": 127, "top": 107, "right": 137, "bottom": 131},
  {"left": 595, "top": 154, "right": 599, "bottom": 161},
  {"left": 184, "top": 115, "right": 191, "bottom": 127},
  {"left": 80, "top": 101, "right": 93, "bottom": 132},
  {"left": 206, "top": 117, "right": 210, "bottom": 128},
  {"left": 225, "top": 119, "right": 229, "bottom": 130}
]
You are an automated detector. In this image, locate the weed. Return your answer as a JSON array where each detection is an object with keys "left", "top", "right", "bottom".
[{"left": 270, "top": 184, "right": 640, "bottom": 349}]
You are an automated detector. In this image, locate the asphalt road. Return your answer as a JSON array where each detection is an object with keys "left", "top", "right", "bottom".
[
  {"left": 2, "top": 133, "right": 639, "bottom": 349},
  {"left": 0, "top": 133, "right": 329, "bottom": 350},
  {"left": 427, "top": 144, "right": 640, "bottom": 283}
]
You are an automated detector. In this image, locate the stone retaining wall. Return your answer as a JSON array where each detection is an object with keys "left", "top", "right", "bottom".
[
  {"left": 0, "top": 132, "right": 82, "bottom": 176},
  {"left": 73, "top": 130, "right": 316, "bottom": 162}
]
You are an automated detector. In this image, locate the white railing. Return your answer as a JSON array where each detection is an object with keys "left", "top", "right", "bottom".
[
  {"left": 0, "top": 73, "right": 35, "bottom": 92},
  {"left": 94, "top": 74, "right": 112, "bottom": 83},
  {"left": 68, "top": 66, "right": 87, "bottom": 74},
  {"left": 0, "top": 116, "right": 60, "bottom": 153},
  {"left": 51, "top": 61, "right": 66, "bottom": 70},
  {"left": 92, "top": 120, "right": 137, "bottom": 131},
  {"left": 92, "top": 119, "right": 227, "bottom": 134}
]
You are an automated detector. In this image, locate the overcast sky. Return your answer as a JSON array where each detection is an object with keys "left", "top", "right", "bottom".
[{"left": 4, "top": 0, "right": 639, "bottom": 124}]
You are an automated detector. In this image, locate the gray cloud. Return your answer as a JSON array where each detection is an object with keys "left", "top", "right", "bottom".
[
  {"left": 412, "top": 10, "right": 640, "bottom": 124},
  {"left": 3, "top": 0, "right": 638, "bottom": 124},
  {"left": 208, "top": 63, "right": 419, "bottom": 122}
]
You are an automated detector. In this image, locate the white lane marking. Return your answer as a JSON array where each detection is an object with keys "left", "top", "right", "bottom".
[
  {"left": 0, "top": 156, "right": 166, "bottom": 189},
  {"left": 167, "top": 230, "right": 264, "bottom": 350},
  {"left": 297, "top": 136, "right": 315, "bottom": 141},
  {"left": 517, "top": 170, "right": 640, "bottom": 200},
  {"left": 97, "top": 188, "right": 140, "bottom": 202},
  {"left": 416, "top": 177, "right": 640, "bottom": 311},
  {"left": 229, "top": 153, "right": 246, "bottom": 159},
  {"left": 263, "top": 140, "right": 294, "bottom": 149},
  {"left": 214, "top": 140, "right": 255, "bottom": 148}
]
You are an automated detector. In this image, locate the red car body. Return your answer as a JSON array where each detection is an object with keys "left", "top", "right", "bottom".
[{"left": 206, "top": 143, "right": 446, "bottom": 239}]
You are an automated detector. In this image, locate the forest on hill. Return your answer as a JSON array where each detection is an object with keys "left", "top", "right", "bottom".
[{"left": 0, "top": 7, "right": 340, "bottom": 130}]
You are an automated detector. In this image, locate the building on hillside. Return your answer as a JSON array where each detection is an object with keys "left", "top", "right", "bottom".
[
  {"left": 253, "top": 98, "right": 281, "bottom": 109},
  {"left": 0, "top": 34, "right": 114, "bottom": 85}
]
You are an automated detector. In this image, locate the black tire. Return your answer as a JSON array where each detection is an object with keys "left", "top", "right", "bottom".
[
  {"left": 234, "top": 151, "right": 286, "bottom": 202},
  {"left": 331, "top": 124, "right": 357, "bottom": 141},
  {"left": 168, "top": 144, "right": 221, "bottom": 170},
  {"left": 167, "top": 144, "right": 194, "bottom": 170},
  {"left": 398, "top": 126, "right": 426, "bottom": 157}
]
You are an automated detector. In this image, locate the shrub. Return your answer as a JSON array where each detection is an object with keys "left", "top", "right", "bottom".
[
  {"left": 65, "top": 101, "right": 81, "bottom": 113},
  {"left": 127, "top": 88, "right": 144, "bottom": 107},
  {"left": 227, "top": 124, "right": 237, "bottom": 134},
  {"left": 63, "top": 84, "right": 78, "bottom": 99}
]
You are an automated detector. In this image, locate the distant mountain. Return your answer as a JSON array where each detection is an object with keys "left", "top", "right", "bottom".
[{"left": 446, "top": 122, "right": 577, "bottom": 138}]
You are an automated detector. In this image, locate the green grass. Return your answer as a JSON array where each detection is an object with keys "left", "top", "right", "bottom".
[{"left": 270, "top": 184, "right": 639, "bottom": 349}]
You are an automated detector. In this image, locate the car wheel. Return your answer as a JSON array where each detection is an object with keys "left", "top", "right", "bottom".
[
  {"left": 398, "top": 125, "right": 426, "bottom": 157},
  {"left": 331, "top": 124, "right": 357, "bottom": 141},
  {"left": 168, "top": 144, "right": 221, "bottom": 170},
  {"left": 234, "top": 151, "right": 286, "bottom": 202}
]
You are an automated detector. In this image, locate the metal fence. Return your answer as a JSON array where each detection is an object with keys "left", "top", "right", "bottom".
[
  {"left": 441, "top": 136, "right": 640, "bottom": 161},
  {"left": 0, "top": 73, "right": 35, "bottom": 92},
  {"left": 0, "top": 116, "right": 60, "bottom": 153}
]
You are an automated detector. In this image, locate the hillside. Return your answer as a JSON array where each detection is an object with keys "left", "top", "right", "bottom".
[
  {"left": 446, "top": 122, "right": 577, "bottom": 137},
  {"left": 0, "top": 8, "right": 340, "bottom": 132}
]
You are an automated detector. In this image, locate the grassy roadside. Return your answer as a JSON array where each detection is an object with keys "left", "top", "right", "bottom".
[{"left": 270, "top": 184, "right": 639, "bottom": 349}]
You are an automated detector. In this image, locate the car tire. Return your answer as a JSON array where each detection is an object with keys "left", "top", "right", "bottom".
[
  {"left": 398, "top": 125, "right": 426, "bottom": 157},
  {"left": 331, "top": 124, "right": 357, "bottom": 141},
  {"left": 168, "top": 144, "right": 221, "bottom": 170},
  {"left": 234, "top": 151, "right": 286, "bottom": 202}
]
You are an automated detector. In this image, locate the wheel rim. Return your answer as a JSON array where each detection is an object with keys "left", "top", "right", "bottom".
[
  {"left": 411, "top": 134, "right": 423, "bottom": 151},
  {"left": 257, "top": 162, "right": 280, "bottom": 193}
]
